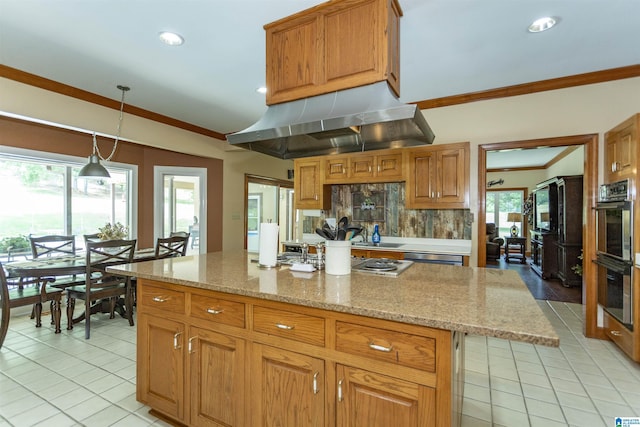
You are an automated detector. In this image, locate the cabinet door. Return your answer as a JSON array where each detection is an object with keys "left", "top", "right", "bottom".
[
  {"left": 336, "top": 365, "right": 435, "bottom": 427},
  {"left": 138, "top": 314, "right": 185, "bottom": 422},
  {"left": 326, "top": 157, "right": 350, "bottom": 182},
  {"left": 376, "top": 152, "right": 403, "bottom": 180},
  {"left": 252, "top": 344, "right": 325, "bottom": 427},
  {"left": 436, "top": 147, "right": 466, "bottom": 205},
  {"left": 190, "top": 327, "right": 246, "bottom": 427},
  {"left": 349, "top": 155, "right": 375, "bottom": 179},
  {"left": 605, "top": 116, "right": 638, "bottom": 182},
  {"left": 295, "top": 159, "right": 329, "bottom": 210},
  {"left": 406, "top": 149, "right": 436, "bottom": 208}
]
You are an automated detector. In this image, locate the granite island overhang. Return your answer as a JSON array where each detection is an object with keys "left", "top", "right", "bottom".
[{"left": 109, "top": 250, "right": 558, "bottom": 347}]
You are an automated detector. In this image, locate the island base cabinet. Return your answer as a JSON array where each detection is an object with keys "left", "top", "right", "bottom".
[
  {"left": 137, "top": 315, "right": 246, "bottom": 426},
  {"left": 336, "top": 365, "right": 436, "bottom": 426},
  {"left": 136, "top": 279, "right": 464, "bottom": 427},
  {"left": 137, "top": 315, "right": 185, "bottom": 422},
  {"left": 251, "top": 344, "right": 325, "bottom": 427}
]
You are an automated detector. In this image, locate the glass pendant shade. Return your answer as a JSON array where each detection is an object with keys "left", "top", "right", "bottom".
[{"left": 78, "top": 154, "right": 111, "bottom": 178}]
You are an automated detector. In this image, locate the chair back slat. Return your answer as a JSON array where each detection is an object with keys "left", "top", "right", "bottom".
[
  {"left": 155, "top": 235, "right": 189, "bottom": 259},
  {"left": 30, "top": 235, "right": 76, "bottom": 259}
]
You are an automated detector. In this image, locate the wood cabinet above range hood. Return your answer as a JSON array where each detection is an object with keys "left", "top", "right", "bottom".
[
  {"left": 265, "top": 0, "right": 402, "bottom": 105},
  {"left": 226, "top": 0, "right": 435, "bottom": 159}
]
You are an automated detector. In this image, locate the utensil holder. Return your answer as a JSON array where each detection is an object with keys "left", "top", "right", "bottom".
[{"left": 325, "top": 240, "right": 351, "bottom": 275}]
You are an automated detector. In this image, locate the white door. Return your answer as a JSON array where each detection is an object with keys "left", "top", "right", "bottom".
[{"left": 154, "top": 166, "right": 207, "bottom": 254}]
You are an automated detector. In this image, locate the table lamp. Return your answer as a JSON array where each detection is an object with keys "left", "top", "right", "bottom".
[{"left": 507, "top": 212, "right": 520, "bottom": 237}]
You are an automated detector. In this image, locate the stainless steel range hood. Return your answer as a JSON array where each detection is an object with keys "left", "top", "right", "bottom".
[{"left": 226, "top": 82, "right": 435, "bottom": 159}]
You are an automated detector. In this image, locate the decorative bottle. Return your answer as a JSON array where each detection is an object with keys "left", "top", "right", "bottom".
[{"left": 372, "top": 224, "right": 381, "bottom": 246}]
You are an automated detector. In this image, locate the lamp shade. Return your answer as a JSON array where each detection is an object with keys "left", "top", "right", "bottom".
[
  {"left": 78, "top": 154, "right": 111, "bottom": 178},
  {"left": 507, "top": 212, "right": 520, "bottom": 223}
]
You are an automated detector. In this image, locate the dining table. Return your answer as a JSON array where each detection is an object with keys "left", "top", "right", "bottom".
[{"left": 3, "top": 248, "right": 157, "bottom": 324}]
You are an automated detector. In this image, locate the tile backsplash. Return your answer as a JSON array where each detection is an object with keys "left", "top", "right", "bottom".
[{"left": 302, "top": 183, "right": 472, "bottom": 240}]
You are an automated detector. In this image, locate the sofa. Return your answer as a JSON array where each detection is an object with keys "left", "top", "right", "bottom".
[{"left": 486, "top": 223, "right": 505, "bottom": 261}]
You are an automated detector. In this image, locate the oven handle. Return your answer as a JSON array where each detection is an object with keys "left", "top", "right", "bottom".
[
  {"left": 595, "top": 201, "right": 632, "bottom": 210},
  {"left": 594, "top": 254, "right": 632, "bottom": 274}
]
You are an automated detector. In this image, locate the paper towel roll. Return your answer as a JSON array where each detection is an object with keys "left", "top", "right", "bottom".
[{"left": 258, "top": 222, "right": 279, "bottom": 267}]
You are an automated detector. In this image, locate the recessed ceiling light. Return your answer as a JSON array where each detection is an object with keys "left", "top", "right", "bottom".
[
  {"left": 256, "top": 86, "right": 267, "bottom": 94},
  {"left": 528, "top": 17, "right": 558, "bottom": 33},
  {"left": 158, "top": 31, "right": 184, "bottom": 46}
]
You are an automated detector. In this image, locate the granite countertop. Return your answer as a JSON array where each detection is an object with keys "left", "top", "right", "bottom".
[
  {"left": 109, "top": 250, "right": 558, "bottom": 347},
  {"left": 284, "top": 236, "right": 472, "bottom": 256}
]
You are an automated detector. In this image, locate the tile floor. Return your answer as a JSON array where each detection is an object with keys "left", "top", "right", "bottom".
[{"left": 1, "top": 302, "right": 639, "bottom": 426}]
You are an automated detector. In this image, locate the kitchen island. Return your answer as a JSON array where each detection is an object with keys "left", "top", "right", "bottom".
[{"left": 109, "top": 250, "right": 558, "bottom": 427}]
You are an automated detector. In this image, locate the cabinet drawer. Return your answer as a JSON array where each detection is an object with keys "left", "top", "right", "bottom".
[
  {"left": 138, "top": 284, "right": 185, "bottom": 315},
  {"left": 336, "top": 321, "right": 436, "bottom": 372},
  {"left": 253, "top": 306, "right": 325, "bottom": 347},
  {"left": 191, "top": 294, "right": 245, "bottom": 328}
]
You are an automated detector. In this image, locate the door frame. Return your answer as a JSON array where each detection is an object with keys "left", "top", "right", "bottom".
[
  {"left": 153, "top": 166, "right": 207, "bottom": 254},
  {"left": 477, "top": 134, "right": 601, "bottom": 339},
  {"left": 244, "top": 174, "right": 294, "bottom": 250}
]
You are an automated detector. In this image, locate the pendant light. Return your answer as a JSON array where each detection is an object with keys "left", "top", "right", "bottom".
[{"left": 78, "top": 85, "right": 130, "bottom": 178}]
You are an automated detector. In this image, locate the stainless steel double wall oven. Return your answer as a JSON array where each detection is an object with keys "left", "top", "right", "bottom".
[{"left": 595, "top": 179, "right": 634, "bottom": 329}]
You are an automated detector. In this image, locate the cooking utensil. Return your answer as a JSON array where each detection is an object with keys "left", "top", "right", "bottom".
[
  {"left": 315, "top": 228, "right": 332, "bottom": 240},
  {"left": 321, "top": 223, "right": 336, "bottom": 240},
  {"left": 346, "top": 225, "right": 363, "bottom": 239},
  {"left": 337, "top": 216, "right": 349, "bottom": 231},
  {"left": 336, "top": 228, "right": 347, "bottom": 240}
]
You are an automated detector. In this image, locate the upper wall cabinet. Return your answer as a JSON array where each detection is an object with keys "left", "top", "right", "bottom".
[
  {"left": 405, "top": 142, "right": 470, "bottom": 209},
  {"left": 605, "top": 114, "right": 639, "bottom": 184},
  {"left": 294, "top": 158, "right": 331, "bottom": 210},
  {"left": 293, "top": 142, "right": 469, "bottom": 210},
  {"left": 325, "top": 150, "right": 403, "bottom": 183},
  {"left": 265, "top": 0, "right": 402, "bottom": 105}
]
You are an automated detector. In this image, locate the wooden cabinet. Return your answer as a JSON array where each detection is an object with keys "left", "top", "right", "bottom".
[
  {"left": 352, "top": 248, "right": 404, "bottom": 260},
  {"left": 137, "top": 279, "right": 463, "bottom": 427},
  {"left": 294, "top": 158, "right": 330, "bottom": 210},
  {"left": 189, "top": 327, "right": 246, "bottom": 427},
  {"left": 138, "top": 314, "right": 185, "bottom": 421},
  {"left": 137, "top": 281, "right": 247, "bottom": 426},
  {"left": 605, "top": 114, "right": 639, "bottom": 183},
  {"left": 324, "top": 150, "right": 404, "bottom": 183},
  {"left": 251, "top": 344, "right": 325, "bottom": 427},
  {"left": 530, "top": 229, "right": 558, "bottom": 280},
  {"left": 265, "top": 0, "right": 401, "bottom": 105},
  {"left": 556, "top": 176, "right": 583, "bottom": 287},
  {"left": 336, "top": 365, "right": 435, "bottom": 426},
  {"left": 406, "top": 142, "right": 469, "bottom": 209},
  {"left": 295, "top": 144, "right": 468, "bottom": 209}
]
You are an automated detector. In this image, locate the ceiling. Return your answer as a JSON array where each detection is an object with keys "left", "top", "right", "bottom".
[
  {"left": 1, "top": 0, "right": 638, "bottom": 157},
  {"left": 486, "top": 146, "right": 575, "bottom": 170}
]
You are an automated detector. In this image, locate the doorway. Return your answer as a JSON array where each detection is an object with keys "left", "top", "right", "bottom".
[
  {"left": 477, "top": 134, "right": 600, "bottom": 338},
  {"left": 154, "top": 166, "right": 207, "bottom": 255},
  {"left": 245, "top": 175, "right": 294, "bottom": 252}
]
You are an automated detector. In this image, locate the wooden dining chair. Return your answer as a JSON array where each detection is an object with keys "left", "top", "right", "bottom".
[
  {"left": 29, "top": 235, "right": 76, "bottom": 258},
  {"left": 156, "top": 235, "right": 189, "bottom": 259},
  {"left": 0, "top": 262, "right": 62, "bottom": 349},
  {"left": 65, "top": 239, "right": 137, "bottom": 339}
]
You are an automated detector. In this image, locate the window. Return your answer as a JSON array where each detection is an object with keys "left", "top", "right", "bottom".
[
  {"left": 0, "top": 147, "right": 136, "bottom": 251},
  {"left": 486, "top": 190, "right": 525, "bottom": 237}
]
